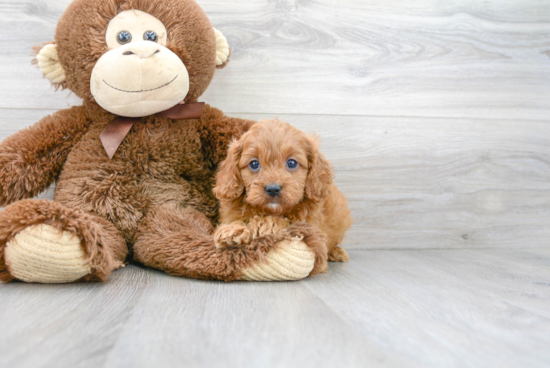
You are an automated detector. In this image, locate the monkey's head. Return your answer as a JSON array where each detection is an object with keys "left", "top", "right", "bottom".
[{"left": 36, "top": 0, "right": 230, "bottom": 117}]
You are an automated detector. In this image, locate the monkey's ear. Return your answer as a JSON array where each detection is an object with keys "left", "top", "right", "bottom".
[
  {"left": 214, "top": 28, "right": 231, "bottom": 69},
  {"left": 35, "top": 43, "right": 67, "bottom": 86}
]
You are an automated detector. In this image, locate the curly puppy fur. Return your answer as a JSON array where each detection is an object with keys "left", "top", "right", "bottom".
[{"left": 213, "top": 119, "right": 353, "bottom": 263}]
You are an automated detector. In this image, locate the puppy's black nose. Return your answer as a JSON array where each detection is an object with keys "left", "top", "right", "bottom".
[{"left": 265, "top": 184, "right": 282, "bottom": 197}]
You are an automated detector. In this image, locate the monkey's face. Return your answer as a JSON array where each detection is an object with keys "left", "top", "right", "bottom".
[
  {"left": 36, "top": 0, "right": 230, "bottom": 118},
  {"left": 90, "top": 10, "right": 190, "bottom": 117}
]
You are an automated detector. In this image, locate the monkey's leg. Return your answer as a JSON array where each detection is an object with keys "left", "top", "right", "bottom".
[
  {"left": 0, "top": 199, "right": 127, "bottom": 283},
  {"left": 133, "top": 203, "right": 328, "bottom": 281}
]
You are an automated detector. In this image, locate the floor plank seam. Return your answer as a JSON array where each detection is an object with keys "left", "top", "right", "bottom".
[{"left": 2, "top": 107, "right": 550, "bottom": 123}]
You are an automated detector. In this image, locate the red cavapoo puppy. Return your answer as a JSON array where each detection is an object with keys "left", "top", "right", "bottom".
[{"left": 213, "top": 119, "right": 353, "bottom": 263}]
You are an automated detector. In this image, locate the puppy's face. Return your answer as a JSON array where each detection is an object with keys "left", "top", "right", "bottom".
[
  {"left": 214, "top": 119, "right": 333, "bottom": 216},
  {"left": 238, "top": 122, "right": 310, "bottom": 215}
]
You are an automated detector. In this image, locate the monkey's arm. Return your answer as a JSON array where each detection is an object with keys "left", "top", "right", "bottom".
[
  {"left": 198, "top": 105, "right": 256, "bottom": 166},
  {"left": 0, "top": 106, "right": 91, "bottom": 206}
]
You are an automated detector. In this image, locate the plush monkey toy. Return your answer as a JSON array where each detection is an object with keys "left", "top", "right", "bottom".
[{"left": 0, "top": 0, "right": 328, "bottom": 283}]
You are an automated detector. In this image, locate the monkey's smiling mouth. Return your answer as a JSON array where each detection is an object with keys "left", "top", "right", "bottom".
[{"left": 103, "top": 75, "right": 179, "bottom": 93}]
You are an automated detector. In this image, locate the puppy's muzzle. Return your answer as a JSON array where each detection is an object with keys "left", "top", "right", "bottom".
[{"left": 265, "top": 184, "right": 282, "bottom": 197}]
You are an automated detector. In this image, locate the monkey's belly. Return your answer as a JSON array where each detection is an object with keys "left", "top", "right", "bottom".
[{"left": 53, "top": 125, "right": 215, "bottom": 243}]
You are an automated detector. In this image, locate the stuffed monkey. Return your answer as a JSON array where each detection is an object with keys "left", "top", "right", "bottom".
[{"left": 0, "top": 0, "right": 328, "bottom": 283}]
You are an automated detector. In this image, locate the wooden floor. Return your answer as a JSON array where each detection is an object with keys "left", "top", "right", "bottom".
[
  {"left": 1, "top": 0, "right": 550, "bottom": 367},
  {"left": 1, "top": 249, "right": 549, "bottom": 368}
]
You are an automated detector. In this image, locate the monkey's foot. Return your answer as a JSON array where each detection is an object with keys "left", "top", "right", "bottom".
[
  {"left": 0, "top": 199, "right": 128, "bottom": 283},
  {"left": 238, "top": 237, "right": 316, "bottom": 281},
  {"left": 237, "top": 220, "right": 330, "bottom": 282},
  {"left": 4, "top": 224, "right": 91, "bottom": 283}
]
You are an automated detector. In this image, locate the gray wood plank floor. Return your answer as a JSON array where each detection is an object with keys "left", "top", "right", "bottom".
[{"left": 1, "top": 249, "right": 550, "bottom": 368}]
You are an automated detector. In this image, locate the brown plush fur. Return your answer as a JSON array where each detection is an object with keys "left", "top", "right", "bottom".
[
  {"left": 133, "top": 204, "right": 328, "bottom": 280},
  {"left": 213, "top": 119, "right": 353, "bottom": 263},
  {"left": 0, "top": 0, "right": 328, "bottom": 283}
]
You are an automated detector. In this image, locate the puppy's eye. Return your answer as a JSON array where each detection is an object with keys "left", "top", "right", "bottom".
[
  {"left": 249, "top": 160, "right": 261, "bottom": 172},
  {"left": 287, "top": 159, "right": 299, "bottom": 170},
  {"left": 117, "top": 31, "right": 132, "bottom": 44}
]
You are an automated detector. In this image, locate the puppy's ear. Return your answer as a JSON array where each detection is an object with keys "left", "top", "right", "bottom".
[
  {"left": 305, "top": 135, "right": 333, "bottom": 202},
  {"left": 213, "top": 139, "right": 245, "bottom": 201}
]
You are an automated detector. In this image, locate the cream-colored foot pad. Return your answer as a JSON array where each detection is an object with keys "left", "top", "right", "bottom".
[
  {"left": 4, "top": 224, "right": 91, "bottom": 283},
  {"left": 239, "top": 239, "right": 316, "bottom": 281}
]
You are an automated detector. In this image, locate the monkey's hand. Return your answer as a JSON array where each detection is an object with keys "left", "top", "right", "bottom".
[
  {"left": 0, "top": 107, "right": 90, "bottom": 206},
  {"left": 214, "top": 221, "right": 252, "bottom": 249}
]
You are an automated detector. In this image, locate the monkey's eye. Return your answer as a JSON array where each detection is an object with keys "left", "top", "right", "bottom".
[
  {"left": 249, "top": 160, "right": 261, "bottom": 172},
  {"left": 143, "top": 31, "right": 158, "bottom": 42},
  {"left": 117, "top": 31, "right": 132, "bottom": 44},
  {"left": 287, "top": 159, "right": 299, "bottom": 170}
]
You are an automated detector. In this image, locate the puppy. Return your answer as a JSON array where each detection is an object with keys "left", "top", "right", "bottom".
[{"left": 213, "top": 119, "right": 353, "bottom": 262}]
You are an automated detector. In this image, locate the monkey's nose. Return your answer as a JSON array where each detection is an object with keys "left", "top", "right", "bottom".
[
  {"left": 265, "top": 184, "right": 282, "bottom": 197},
  {"left": 121, "top": 43, "right": 161, "bottom": 58}
]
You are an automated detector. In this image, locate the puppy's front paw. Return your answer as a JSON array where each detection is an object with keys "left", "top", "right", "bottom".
[
  {"left": 248, "top": 216, "right": 291, "bottom": 239},
  {"left": 214, "top": 222, "right": 252, "bottom": 248}
]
